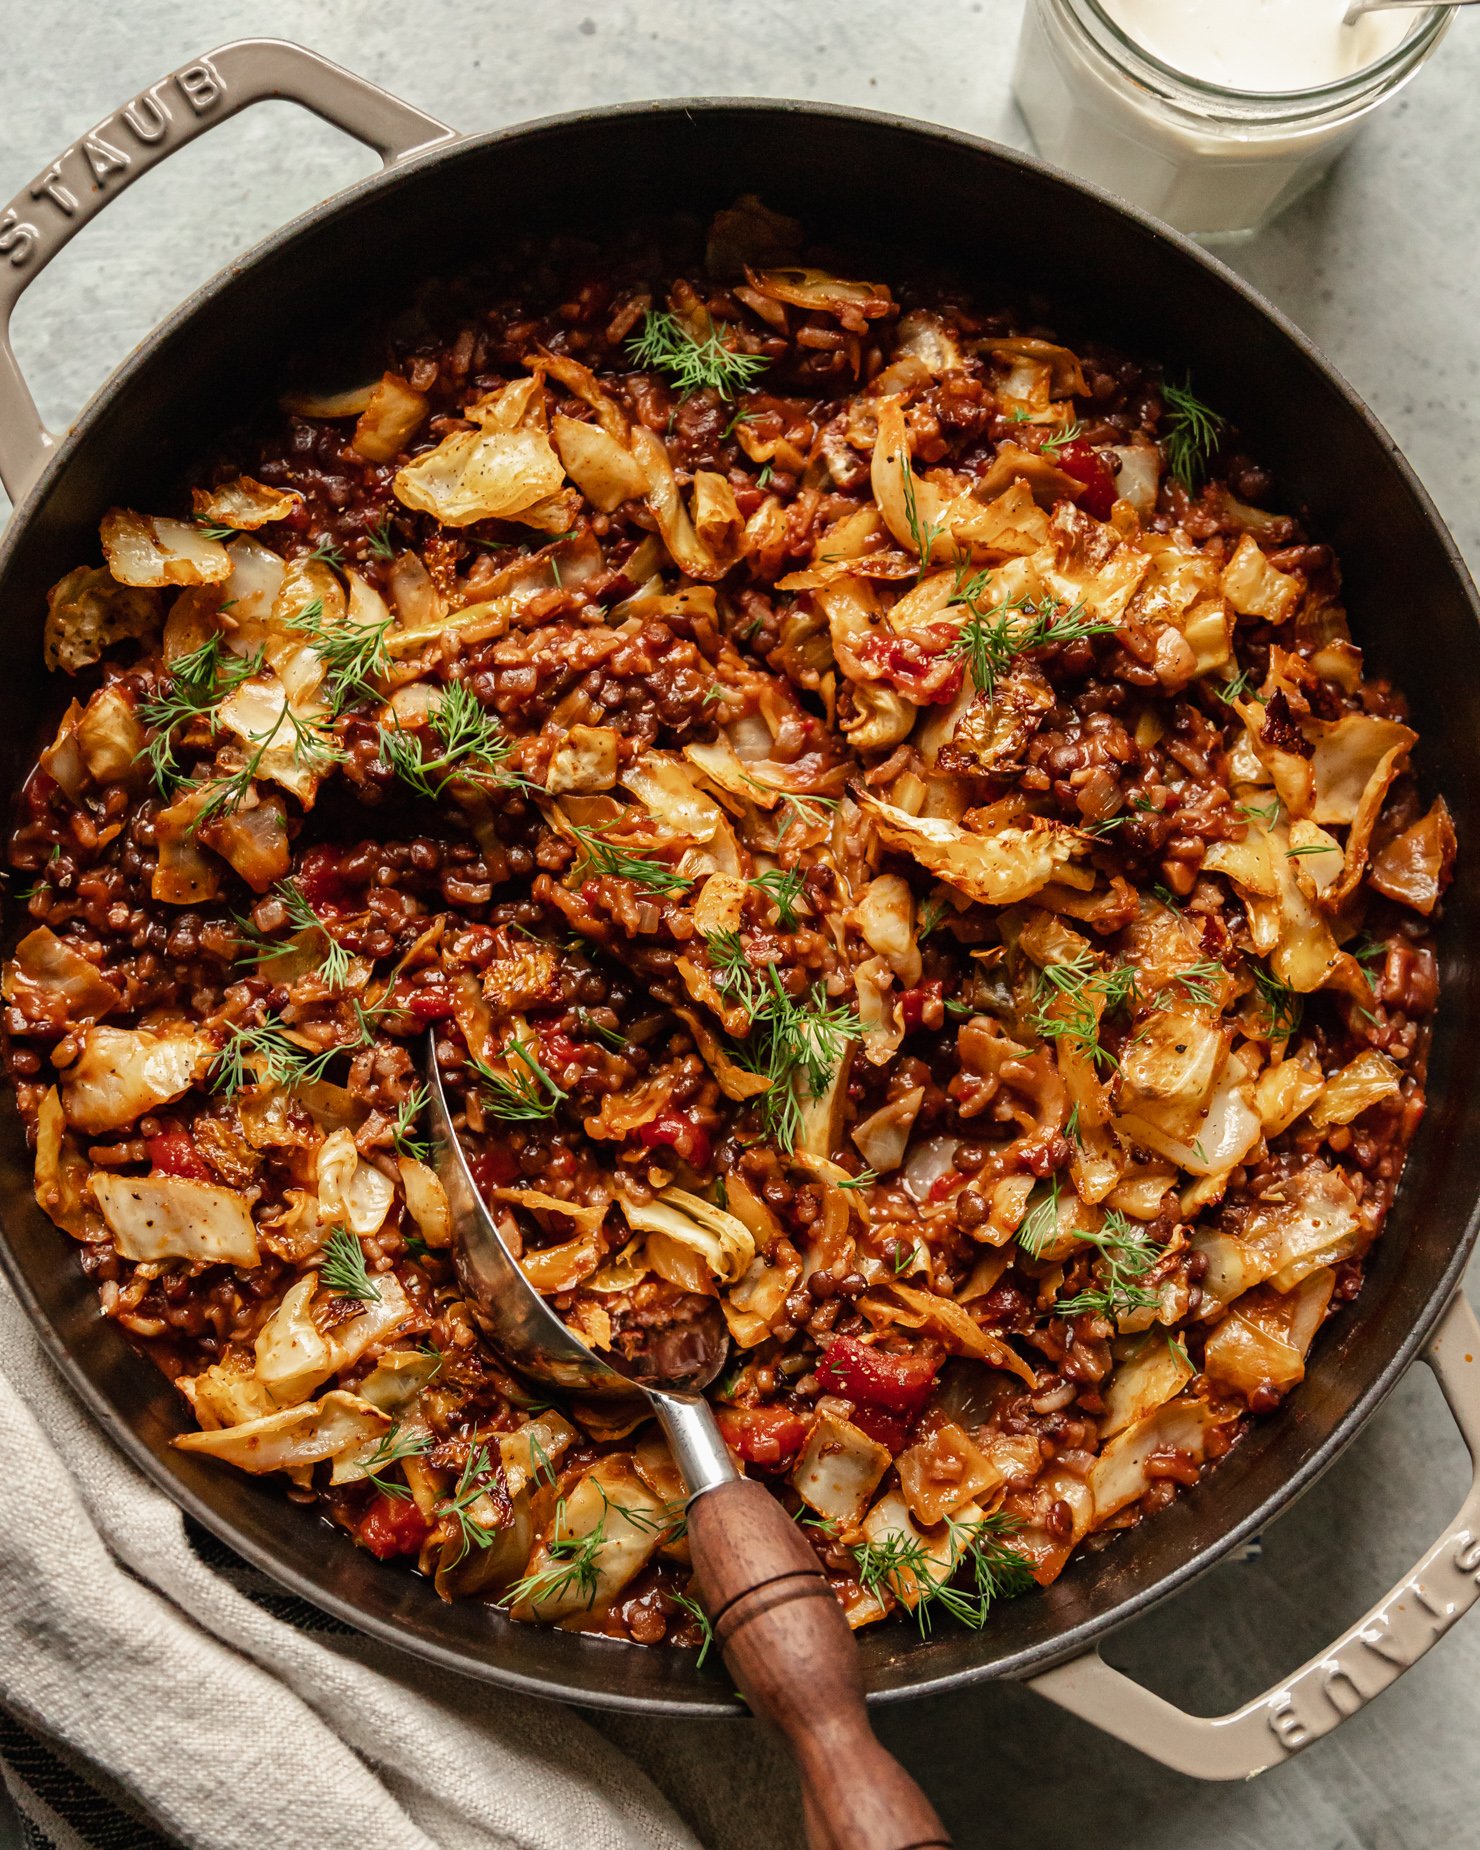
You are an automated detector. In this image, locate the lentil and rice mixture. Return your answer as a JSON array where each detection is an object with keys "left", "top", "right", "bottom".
[{"left": 3, "top": 198, "right": 1454, "bottom": 1650}]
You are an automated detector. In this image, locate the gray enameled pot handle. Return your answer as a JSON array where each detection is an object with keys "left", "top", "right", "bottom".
[
  {"left": 0, "top": 37, "right": 454, "bottom": 502},
  {"left": 1029, "top": 1288, "right": 1480, "bottom": 1780}
]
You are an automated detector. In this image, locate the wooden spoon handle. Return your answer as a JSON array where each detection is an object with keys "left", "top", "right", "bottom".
[{"left": 689, "top": 1478, "right": 952, "bottom": 1850}]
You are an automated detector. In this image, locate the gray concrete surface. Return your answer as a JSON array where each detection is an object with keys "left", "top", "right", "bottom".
[{"left": 1, "top": 4, "right": 1478, "bottom": 1846}]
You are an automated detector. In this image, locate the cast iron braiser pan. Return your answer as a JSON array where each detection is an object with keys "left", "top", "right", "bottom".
[{"left": 0, "top": 42, "right": 1477, "bottom": 1751}]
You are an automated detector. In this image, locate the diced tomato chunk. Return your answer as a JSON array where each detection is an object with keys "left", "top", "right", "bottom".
[
  {"left": 1055, "top": 440, "right": 1118, "bottom": 521},
  {"left": 405, "top": 986, "right": 456, "bottom": 1024},
  {"left": 146, "top": 1122, "right": 211, "bottom": 1182},
  {"left": 850, "top": 1406, "right": 913, "bottom": 1453},
  {"left": 717, "top": 1405, "right": 809, "bottom": 1469},
  {"left": 357, "top": 1492, "right": 431, "bottom": 1560},
  {"left": 638, "top": 1108, "right": 712, "bottom": 1171},
  {"left": 470, "top": 1145, "right": 519, "bottom": 1193},
  {"left": 297, "top": 844, "right": 361, "bottom": 916},
  {"left": 538, "top": 1028, "right": 580, "bottom": 1076},
  {"left": 899, "top": 979, "right": 943, "bottom": 1030},
  {"left": 857, "top": 636, "right": 962, "bottom": 706},
  {"left": 817, "top": 1334, "right": 940, "bottom": 1419}
]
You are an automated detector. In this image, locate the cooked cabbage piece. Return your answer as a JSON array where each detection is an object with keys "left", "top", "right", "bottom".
[
  {"left": 44, "top": 567, "right": 160, "bottom": 674},
  {"left": 91, "top": 1173, "right": 259, "bottom": 1267},
  {"left": 61, "top": 1025, "right": 215, "bottom": 1134}
]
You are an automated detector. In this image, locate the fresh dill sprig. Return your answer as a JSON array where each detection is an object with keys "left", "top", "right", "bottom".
[
  {"left": 135, "top": 637, "right": 264, "bottom": 795},
  {"left": 1172, "top": 959, "right": 1224, "bottom": 1008},
  {"left": 1216, "top": 666, "right": 1258, "bottom": 706},
  {"left": 564, "top": 817, "right": 694, "bottom": 895},
  {"left": 669, "top": 1588, "right": 715, "bottom": 1668},
  {"left": 947, "top": 1512, "right": 1038, "bottom": 1610},
  {"left": 526, "top": 1433, "right": 560, "bottom": 1494},
  {"left": 1038, "top": 420, "right": 1083, "bottom": 456},
  {"left": 290, "top": 595, "right": 394, "bottom": 714},
  {"left": 898, "top": 453, "right": 949, "bottom": 577},
  {"left": 378, "top": 682, "right": 523, "bottom": 799},
  {"left": 710, "top": 938, "right": 863, "bottom": 1154},
  {"left": 1350, "top": 934, "right": 1384, "bottom": 995},
  {"left": 360, "top": 1422, "right": 432, "bottom": 1499},
  {"left": 14, "top": 844, "right": 62, "bottom": 903},
  {"left": 367, "top": 515, "right": 396, "bottom": 560},
  {"left": 319, "top": 1225, "right": 381, "bottom": 1302},
  {"left": 750, "top": 867, "right": 805, "bottom": 930},
  {"left": 707, "top": 929, "right": 763, "bottom": 1015},
  {"left": 1161, "top": 378, "right": 1224, "bottom": 490},
  {"left": 851, "top": 1509, "right": 1033, "bottom": 1634},
  {"left": 236, "top": 877, "right": 353, "bottom": 991},
  {"left": 917, "top": 896, "right": 948, "bottom": 938},
  {"left": 501, "top": 1496, "right": 605, "bottom": 1610},
  {"left": 190, "top": 700, "right": 345, "bottom": 833},
  {"left": 946, "top": 578, "right": 1114, "bottom": 698},
  {"left": 1237, "top": 796, "right": 1281, "bottom": 825},
  {"left": 1028, "top": 955, "right": 1140, "bottom": 1071},
  {"left": 838, "top": 1168, "right": 878, "bottom": 1192},
  {"left": 473, "top": 1038, "right": 567, "bottom": 1123},
  {"left": 892, "top": 1240, "right": 921, "bottom": 1275},
  {"left": 1016, "top": 1176, "right": 1063, "bottom": 1259},
  {"left": 573, "top": 1008, "right": 629, "bottom": 1052},
  {"left": 305, "top": 537, "right": 345, "bottom": 570},
  {"left": 211, "top": 1016, "right": 345, "bottom": 1096},
  {"left": 1250, "top": 963, "right": 1303, "bottom": 1043},
  {"left": 1054, "top": 1209, "right": 1163, "bottom": 1320},
  {"left": 390, "top": 1083, "right": 431, "bottom": 1161},
  {"left": 626, "top": 309, "right": 769, "bottom": 402},
  {"left": 439, "top": 1443, "right": 500, "bottom": 1566},
  {"left": 774, "top": 791, "right": 839, "bottom": 845}
]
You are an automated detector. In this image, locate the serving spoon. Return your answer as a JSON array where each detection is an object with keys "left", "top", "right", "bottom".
[
  {"left": 1343, "top": 0, "right": 1477, "bottom": 21},
  {"left": 423, "top": 1034, "right": 952, "bottom": 1850}
]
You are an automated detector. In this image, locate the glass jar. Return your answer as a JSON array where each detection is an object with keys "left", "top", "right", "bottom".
[{"left": 1012, "top": 0, "right": 1453, "bottom": 239}]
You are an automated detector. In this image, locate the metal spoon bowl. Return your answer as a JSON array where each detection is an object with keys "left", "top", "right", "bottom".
[{"left": 422, "top": 1032, "right": 733, "bottom": 1483}]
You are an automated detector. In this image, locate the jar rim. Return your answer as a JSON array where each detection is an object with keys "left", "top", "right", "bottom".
[{"left": 1071, "top": 0, "right": 1451, "bottom": 106}]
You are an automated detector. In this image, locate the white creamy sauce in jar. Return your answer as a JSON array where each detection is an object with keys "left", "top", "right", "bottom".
[
  {"left": 1012, "top": 0, "right": 1440, "bottom": 237},
  {"left": 1099, "top": 0, "right": 1410, "bottom": 92}
]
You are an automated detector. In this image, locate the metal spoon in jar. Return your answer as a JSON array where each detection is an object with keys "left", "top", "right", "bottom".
[
  {"left": 422, "top": 1033, "right": 951, "bottom": 1850},
  {"left": 1343, "top": 0, "right": 1477, "bottom": 22}
]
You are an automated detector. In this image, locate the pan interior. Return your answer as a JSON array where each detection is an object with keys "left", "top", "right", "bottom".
[{"left": 1, "top": 100, "right": 1477, "bottom": 1713}]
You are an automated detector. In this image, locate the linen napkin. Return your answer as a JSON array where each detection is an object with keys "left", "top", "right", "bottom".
[{"left": 0, "top": 1270, "right": 797, "bottom": 1850}]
